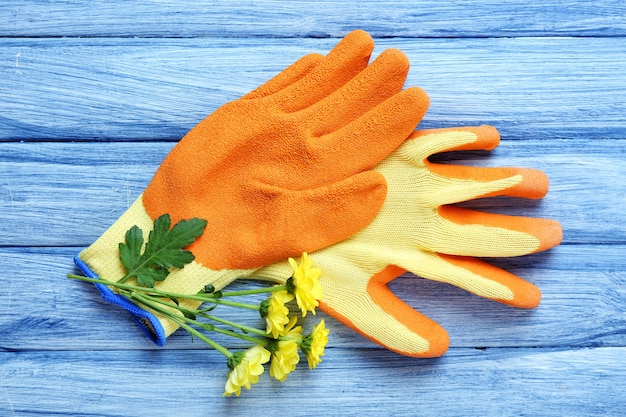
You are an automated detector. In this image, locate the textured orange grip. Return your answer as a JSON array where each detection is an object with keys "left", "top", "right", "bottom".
[{"left": 142, "top": 30, "right": 429, "bottom": 270}]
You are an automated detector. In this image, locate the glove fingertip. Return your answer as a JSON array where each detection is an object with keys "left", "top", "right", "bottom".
[
  {"left": 534, "top": 218, "right": 563, "bottom": 253},
  {"left": 339, "top": 29, "right": 375, "bottom": 56},
  {"left": 510, "top": 281, "right": 542, "bottom": 309},
  {"left": 469, "top": 125, "right": 500, "bottom": 151},
  {"left": 435, "top": 254, "right": 543, "bottom": 309},
  {"left": 513, "top": 168, "right": 550, "bottom": 199},
  {"left": 365, "top": 265, "right": 451, "bottom": 357}
]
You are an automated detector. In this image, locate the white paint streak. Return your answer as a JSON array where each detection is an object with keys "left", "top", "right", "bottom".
[{"left": 2, "top": 387, "right": 15, "bottom": 416}]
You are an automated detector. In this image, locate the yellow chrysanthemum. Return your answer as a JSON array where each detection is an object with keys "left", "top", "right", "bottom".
[
  {"left": 269, "top": 318, "right": 302, "bottom": 382},
  {"left": 301, "top": 319, "right": 329, "bottom": 370},
  {"left": 262, "top": 290, "right": 294, "bottom": 339},
  {"left": 288, "top": 252, "right": 323, "bottom": 317},
  {"left": 223, "top": 345, "right": 271, "bottom": 397}
]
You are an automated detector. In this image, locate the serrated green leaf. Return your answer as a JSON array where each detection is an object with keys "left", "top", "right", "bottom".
[
  {"left": 119, "top": 225, "right": 144, "bottom": 273},
  {"left": 118, "top": 214, "right": 208, "bottom": 287},
  {"left": 134, "top": 266, "right": 169, "bottom": 288},
  {"left": 142, "top": 215, "right": 207, "bottom": 269}
]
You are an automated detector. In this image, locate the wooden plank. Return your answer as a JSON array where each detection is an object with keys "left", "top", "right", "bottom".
[
  {"left": 1, "top": 138, "right": 624, "bottom": 246},
  {"left": 0, "top": 2, "right": 623, "bottom": 416},
  {"left": 1, "top": 37, "right": 625, "bottom": 141},
  {"left": 1, "top": 0, "right": 625, "bottom": 38},
  {"left": 1, "top": 347, "right": 624, "bottom": 416},
  {"left": 1, "top": 244, "right": 624, "bottom": 352}
]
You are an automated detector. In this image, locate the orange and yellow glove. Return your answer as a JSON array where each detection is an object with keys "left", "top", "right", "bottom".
[
  {"left": 255, "top": 126, "right": 563, "bottom": 357},
  {"left": 75, "top": 30, "right": 429, "bottom": 344}
]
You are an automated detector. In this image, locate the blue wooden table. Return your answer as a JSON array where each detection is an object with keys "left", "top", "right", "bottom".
[{"left": 1, "top": 1, "right": 625, "bottom": 416}]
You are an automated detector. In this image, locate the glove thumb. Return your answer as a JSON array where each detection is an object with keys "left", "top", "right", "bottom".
[{"left": 319, "top": 265, "right": 450, "bottom": 357}]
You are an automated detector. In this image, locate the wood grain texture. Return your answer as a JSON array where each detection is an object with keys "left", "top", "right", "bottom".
[
  {"left": 1, "top": 0, "right": 625, "bottom": 415},
  {"left": 1, "top": 348, "right": 625, "bottom": 417},
  {"left": 1, "top": 37, "right": 625, "bottom": 140},
  {"left": 1, "top": 0, "right": 626, "bottom": 38}
]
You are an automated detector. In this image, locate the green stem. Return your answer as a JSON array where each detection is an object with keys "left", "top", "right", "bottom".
[
  {"left": 112, "top": 285, "right": 268, "bottom": 347},
  {"left": 220, "top": 285, "right": 288, "bottom": 297},
  {"left": 131, "top": 292, "right": 269, "bottom": 343},
  {"left": 68, "top": 274, "right": 260, "bottom": 310},
  {"left": 199, "top": 313, "right": 269, "bottom": 338},
  {"left": 132, "top": 291, "right": 190, "bottom": 314},
  {"left": 70, "top": 273, "right": 276, "bottom": 346},
  {"left": 169, "top": 315, "right": 232, "bottom": 358},
  {"left": 210, "top": 326, "right": 268, "bottom": 346},
  {"left": 69, "top": 275, "right": 212, "bottom": 302},
  {"left": 117, "top": 274, "right": 132, "bottom": 284},
  {"left": 148, "top": 295, "right": 267, "bottom": 344},
  {"left": 212, "top": 299, "right": 260, "bottom": 311},
  {"left": 127, "top": 290, "right": 232, "bottom": 357}
]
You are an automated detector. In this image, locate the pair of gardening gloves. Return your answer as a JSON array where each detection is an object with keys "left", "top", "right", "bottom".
[{"left": 76, "top": 30, "right": 562, "bottom": 357}]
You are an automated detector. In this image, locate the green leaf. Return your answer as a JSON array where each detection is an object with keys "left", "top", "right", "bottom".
[
  {"left": 135, "top": 266, "right": 169, "bottom": 288},
  {"left": 119, "top": 225, "right": 144, "bottom": 273},
  {"left": 119, "top": 214, "right": 208, "bottom": 287},
  {"left": 182, "top": 310, "right": 197, "bottom": 320},
  {"left": 142, "top": 215, "right": 207, "bottom": 269}
]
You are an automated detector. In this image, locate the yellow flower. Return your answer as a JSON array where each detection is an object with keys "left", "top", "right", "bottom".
[
  {"left": 288, "top": 252, "right": 322, "bottom": 317},
  {"left": 269, "top": 318, "right": 302, "bottom": 382},
  {"left": 261, "top": 290, "right": 294, "bottom": 339},
  {"left": 223, "top": 345, "right": 271, "bottom": 397},
  {"left": 301, "top": 319, "right": 329, "bottom": 370}
]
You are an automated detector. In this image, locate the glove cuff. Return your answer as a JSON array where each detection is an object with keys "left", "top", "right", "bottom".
[
  {"left": 79, "top": 195, "right": 152, "bottom": 284},
  {"left": 76, "top": 195, "right": 252, "bottom": 345},
  {"left": 74, "top": 253, "right": 168, "bottom": 345}
]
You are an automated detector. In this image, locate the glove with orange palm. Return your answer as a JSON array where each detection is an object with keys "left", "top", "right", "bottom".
[
  {"left": 75, "top": 30, "right": 429, "bottom": 344},
  {"left": 256, "top": 126, "right": 562, "bottom": 357}
]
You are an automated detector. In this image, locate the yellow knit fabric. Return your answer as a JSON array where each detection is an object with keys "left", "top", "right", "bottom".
[{"left": 257, "top": 128, "right": 552, "bottom": 356}]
